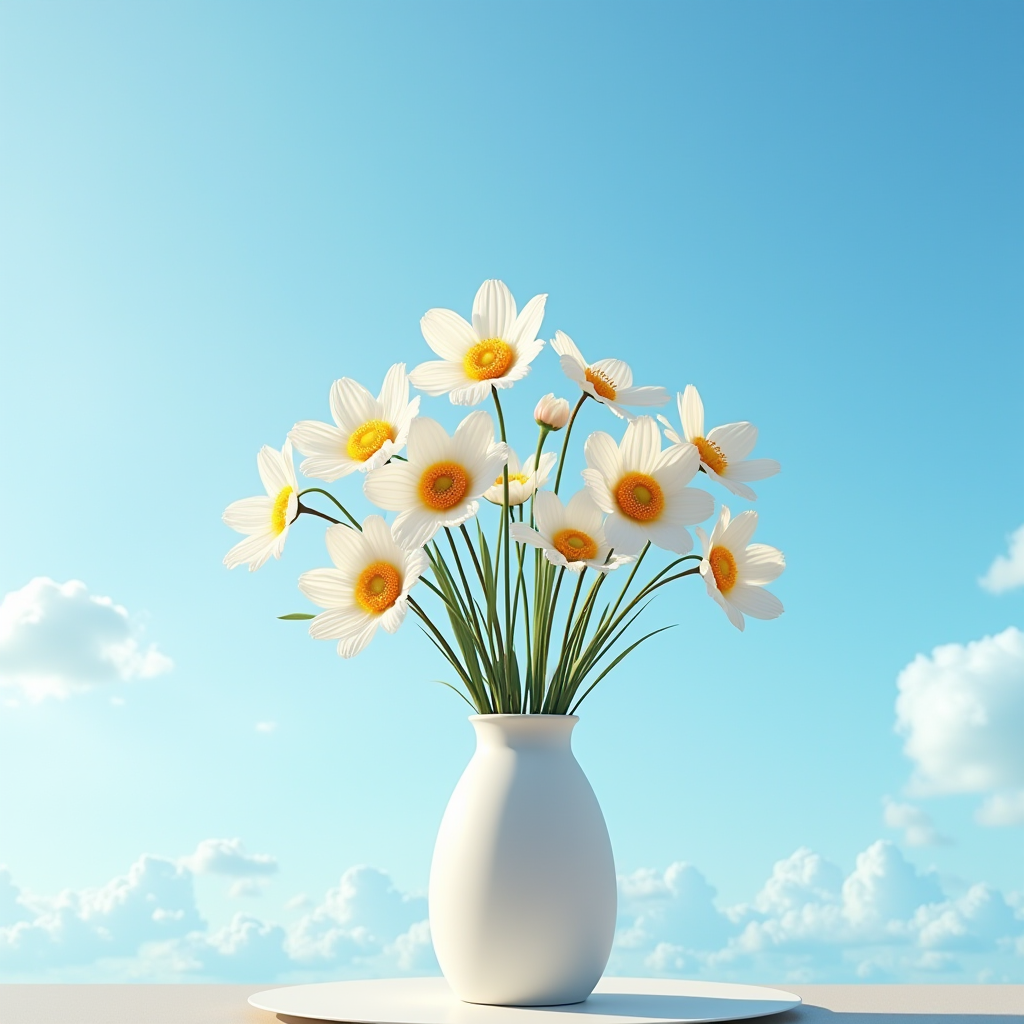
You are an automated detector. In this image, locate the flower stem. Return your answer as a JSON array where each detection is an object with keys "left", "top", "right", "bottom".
[
  {"left": 553, "top": 394, "right": 588, "bottom": 494},
  {"left": 298, "top": 488, "right": 361, "bottom": 529}
]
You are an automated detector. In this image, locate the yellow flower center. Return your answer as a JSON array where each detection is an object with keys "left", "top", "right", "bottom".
[
  {"left": 493, "top": 472, "right": 530, "bottom": 486},
  {"left": 418, "top": 461, "right": 470, "bottom": 511},
  {"left": 346, "top": 419, "right": 394, "bottom": 462},
  {"left": 271, "top": 487, "right": 293, "bottom": 535},
  {"left": 464, "top": 339, "right": 514, "bottom": 381},
  {"left": 553, "top": 529, "right": 598, "bottom": 563},
  {"left": 355, "top": 561, "right": 402, "bottom": 614},
  {"left": 585, "top": 366, "right": 617, "bottom": 401},
  {"left": 709, "top": 545, "right": 738, "bottom": 594},
  {"left": 615, "top": 472, "right": 664, "bottom": 523},
  {"left": 694, "top": 436, "right": 728, "bottom": 475}
]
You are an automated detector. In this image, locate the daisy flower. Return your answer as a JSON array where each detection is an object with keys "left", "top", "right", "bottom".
[
  {"left": 510, "top": 490, "right": 632, "bottom": 573},
  {"left": 483, "top": 448, "right": 557, "bottom": 506},
  {"left": 695, "top": 505, "right": 784, "bottom": 631},
  {"left": 222, "top": 442, "right": 300, "bottom": 572},
  {"left": 660, "top": 385, "right": 780, "bottom": 501},
  {"left": 363, "top": 411, "right": 509, "bottom": 549},
  {"left": 409, "top": 279, "right": 547, "bottom": 406},
  {"left": 289, "top": 364, "right": 420, "bottom": 482},
  {"left": 582, "top": 416, "right": 714, "bottom": 556},
  {"left": 298, "top": 516, "right": 429, "bottom": 658},
  {"left": 551, "top": 330, "right": 669, "bottom": 420}
]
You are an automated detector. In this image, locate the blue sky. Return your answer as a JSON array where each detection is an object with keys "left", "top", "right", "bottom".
[{"left": 0, "top": 0, "right": 1021, "bottom": 985}]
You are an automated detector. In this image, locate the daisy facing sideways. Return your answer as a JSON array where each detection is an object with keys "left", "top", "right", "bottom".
[
  {"left": 551, "top": 331, "right": 669, "bottom": 420},
  {"left": 363, "top": 411, "right": 509, "bottom": 549},
  {"left": 483, "top": 447, "right": 557, "bottom": 506},
  {"left": 695, "top": 505, "right": 784, "bottom": 631},
  {"left": 289, "top": 363, "right": 420, "bottom": 482},
  {"left": 222, "top": 442, "right": 300, "bottom": 572},
  {"left": 661, "top": 385, "right": 780, "bottom": 501},
  {"left": 510, "top": 490, "right": 632, "bottom": 573},
  {"left": 582, "top": 416, "right": 714, "bottom": 556},
  {"left": 409, "top": 279, "right": 547, "bottom": 406},
  {"left": 298, "top": 516, "right": 429, "bottom": 658}
]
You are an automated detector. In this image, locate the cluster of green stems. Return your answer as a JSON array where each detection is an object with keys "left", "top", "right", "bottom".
[{"left": 290, "top": 389, "right": 701, "bottom": 715}]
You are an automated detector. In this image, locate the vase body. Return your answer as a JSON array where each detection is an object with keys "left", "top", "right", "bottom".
[{"left": 428, "top": 714, "right": 616, "bottom": 1006}]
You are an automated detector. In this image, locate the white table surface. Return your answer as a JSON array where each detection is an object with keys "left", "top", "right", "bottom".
[{"left": 0, "top": 983, "right": 1020, "bottom": 1023}]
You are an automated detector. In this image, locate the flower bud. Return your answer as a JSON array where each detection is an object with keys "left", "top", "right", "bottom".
[{"left": 534, "top": 394, "right": 571, "bottom": 431}]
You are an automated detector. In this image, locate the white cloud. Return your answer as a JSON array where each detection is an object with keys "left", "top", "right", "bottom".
[
  {"left": 976, "top": 791, "right": 1024, "bottom": 827},
  {"left": 980, "top": 524, "right": 1024, "bottom": 594},
  {"left": 255, "top": 721, "right": 277, "bottom": 734},
  {"left": 0, "top": 578, "right": 172, "bottom": 701},
  {"left": 882, "top": 799, "right": 951, "bottom": 847},
  {"left": 228, "top": 879, "right": 270, "bottom": 899},
  {"left": 180, "top": 839, "right": 278, "bottom": 878},
  {"left": 895, "top": 627, "right": 1024, "bottom": 825}
]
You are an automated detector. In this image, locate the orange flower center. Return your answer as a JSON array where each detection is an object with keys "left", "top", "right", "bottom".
[
  {"left": 346, "top": 419, "right": 394, "bottom": 462},
  {"left": 271, "top": 487, "right": 293, "bottom": 535},
  {"left": 709, "top": 545, "right": 738, "bottom": 594},
  {"left": 464, "top": 339, "right": 514, "bottom": 381},
  {"left": 694, "top": 436, "right": 728, "bottom": 475},
  {"left": 493, "top": 471, "right": 530, "bottom": 486},
  {"left": 418, "top": 461, "right": 470, "bottom": 511},
  {"left": 585, "top": 366, "right": 617, "bottom": 401},
  {"left": 615, "top": 472, "right": 664, "bottom": 522},
  {"left": 553, "top": 529, "right": 598, "bottom": 562},
  {"left": 355, "top": 561, "right": 402, "bottom": 614}
]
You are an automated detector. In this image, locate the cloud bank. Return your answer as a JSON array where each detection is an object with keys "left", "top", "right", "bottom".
[
  {"left": 1, "top": 840, "right": 1020, "bottom": 984},
  {"left": 0, "top": 578, "right": 172, "bottom": 701},
  {"left": 979, "top": 524, "right": 1024, "bottom": 594}
]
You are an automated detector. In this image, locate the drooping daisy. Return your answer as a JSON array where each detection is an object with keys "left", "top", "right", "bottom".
[
  {"left": 222, "top": 442, "right": 300, "bottom": 572},
  {"left": 363, "top": 411, "right": 509, "bottom": 549},
  {"left": 510, "top": 490, "right": 632, "bottom": 573},
  {"left": 409, "top": 279, "right": 547, "bottom": 406},
  {"left": 483, "top": 448, "right": 557, "bottom": 506},
  {"left": 695, "top": 505, "right": 784, "bottom": 631},
  {"left": 660, "top": 385, "right": 780, "bottom": 501},
  {"left": 289, "top": 364, "right": 420, "bottom": 482},
  {"left": 298, "top": 516, "right": 429, "bottom": 658},
  {"left": 582, "top": 417, "right": 714, "bottom": 556},
  {"left": 551, "top": 331, "right": 669, "bottom": 420}
]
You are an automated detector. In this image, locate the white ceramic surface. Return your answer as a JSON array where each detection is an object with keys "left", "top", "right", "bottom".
[
  {"left": 248, "top": 976, "right": 803, "bottom": 1023},
  {"left": 429, "top": 715, "right": 617, "bottom": 1006}
]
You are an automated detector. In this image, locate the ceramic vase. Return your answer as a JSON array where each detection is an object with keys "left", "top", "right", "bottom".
[{"left": 428, "top": 714, "right": 616, "bottom": 1006}]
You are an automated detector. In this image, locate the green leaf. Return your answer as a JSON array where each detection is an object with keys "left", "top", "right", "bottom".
[{"left": 278, "top": 613, "right": 315, "bottom": 620}]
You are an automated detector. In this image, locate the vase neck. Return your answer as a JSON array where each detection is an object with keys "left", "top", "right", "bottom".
[{"left": 470, "top": 714, "right": 578, "bottom": 751}]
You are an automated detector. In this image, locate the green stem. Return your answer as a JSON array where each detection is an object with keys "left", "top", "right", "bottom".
[
  {"left": 298, "top": 488, "right": 361, "bottom": 529},
  {"left": 492, "top": 388, "right": 514, "bottom": 710},
  {"left": 553, "top": 394, "right": 588, "bottom": 494}
]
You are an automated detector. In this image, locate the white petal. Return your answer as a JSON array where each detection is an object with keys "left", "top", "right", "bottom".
[
  {"left": 707, "top": 421, "right": 757, "bottom": 462},
  {"left": 564, "top": 488, "right": 603, "bottom": 534},
  {"left": 472, "top": 279, "right": 516, "bottom": 340},
  {"left": 694, "top": 526, "right": 711, "bottom": 557},
  {"left": 727, "top": 458, "right": 781, "bottom": 483},
  {"left": 223, "top": 496, "right": 272, "bottom": 534},
  {"left": 409, "top": 359, "right": 468, "bottom": 397},
  {"left": 289, "top": 420, "right": 345, "bottom": 459},
  {"left": 223, "top": 532, "right": 275, "bottom": 571},
  {"left": 644, "top": 519, "right": 694, "bottom": 555},
  {"left": 742, "top": 543, "right": 785, "bottom": 584},
  {"left": 552, "top": 331, "right": 586, "bottom": 367},
  {"left": 616, "top": 385, "right": 670, "bottom": 408},
  {"left": 378, "top": 363, "right": 411, "bottom": 422},
  {"left": 324, "top": 523, "right": 366, "bottom": 575},
  {"left": 330, "top": 378, "right": 379, "bottom": 433},
  {"left": 558, "top": 354, "right": 588, "bottom": 385},
  {"left": 360, "top": 514, "right": 401, "bottom": 564},
  {"left": 533, "top": 489, "right": 567, "bottom": 536},
  {"left": 581, "top": 468, "right": 615, "bottom": 513},
  {"left": 709, "top": 469, "right": 758, "bottom": 502},
  {"left": 590, "top": 357, "right": 633, "bottom": 389},
  {"left": 584, "top": 430, "right": 623, "bottom": 483},
  {"left": 530, "top": 451, "right": 558, "bottom": 486},
  {"left": 449, "top": 380, "right": 496, "bottom": 406},
  {"left": 680, "top": 386, "right": 704, "bottom": 442},
  {"left": 727, "top": 583, "right": 783, "bottom": 620},
  {"left": 420, "top": 309, "right": 477, "bottom": 360},
  {"left": 655, "top": 438, "right": 700, "bottom": 483},
  {"left": 337, "top": 618, "right": 381, "bottom": 658},
  {"left": 392, "top": 507, "right": 444, "bottom": 550},
  {"left": 717, "top": 591, "right": 747, "bottom": 631},
  {"left": 381, "top": 599, "right": 409, "bottom": 634},
  {"left": 406, "top": 416, "right": 451, "bottom": 466},
  {"left": 604, "top": 514, "right": 648, "bottom": 556},
  {"left": 510, "top": 293, "right": 546, "bottom": 348},
  {"left": 620, "top": 416, "right": 662, "bottom": 473},
  {"left": 720, "top": 508, "right": 759, "bottom": 551},
  {"left": 363, "top": 462, "right": 419, "bottom": 512},
  {"left": 298, "top": 567, "right": 355, "bottom": 610},
  {"left": 453, "top": 409, "right": 496, "bottom": 460},
  {"left": 257, "top": 445, "right": 291, "bottom": 497},
  {"left": 511, "top": 336, "right": 544, "bottom": 371},
  {"left": 307, "top": 607, "right": 367, "bottom": 640},
  {"left": 670, "top": 486, "right": 716, "bottom": 525},
  {"left": 510, "top": 523, "right": 549, "bottom": 550}
]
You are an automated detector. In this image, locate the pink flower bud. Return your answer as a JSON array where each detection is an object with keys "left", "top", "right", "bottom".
[{"left": 534, "top": 394, "right": 571, "bottom": 431}]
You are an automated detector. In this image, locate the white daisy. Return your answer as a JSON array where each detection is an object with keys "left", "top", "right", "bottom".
[
  {"left": 483, "top": 448, "right": 557, "bottom": 507},
  {"left": 222, "top": 442, "right": 300, "bottom": 572},
  {"left": 289, "top": 363, "right": 420, "bottom": 482},
  {"left": 660, "top": 385, "right": 780, "bottom": 501},
  {"left": 551, "top": 330, "right": 669, "bottom": 420},
  {"left": 409, "top": 279, "right": 547, "bottom": 406},
  {"left": 695, "top": 505, "right": 784, "bottom": 631},
  {"left": 510, "top": 490, "right": 632, "bottom": 574},
  {"left": 298, "top": 516, "right": 429, "bottom": 658},
  {"left": 581, "top": 416, "right": 714, "bottom": 556},
  {"left": 363, "top": 411, "right": 509, "bottom": 549}
]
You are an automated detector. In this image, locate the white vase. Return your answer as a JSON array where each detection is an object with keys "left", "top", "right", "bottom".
[{"left": 428, "top": 714, "right": 616, "bottom": 1006}]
